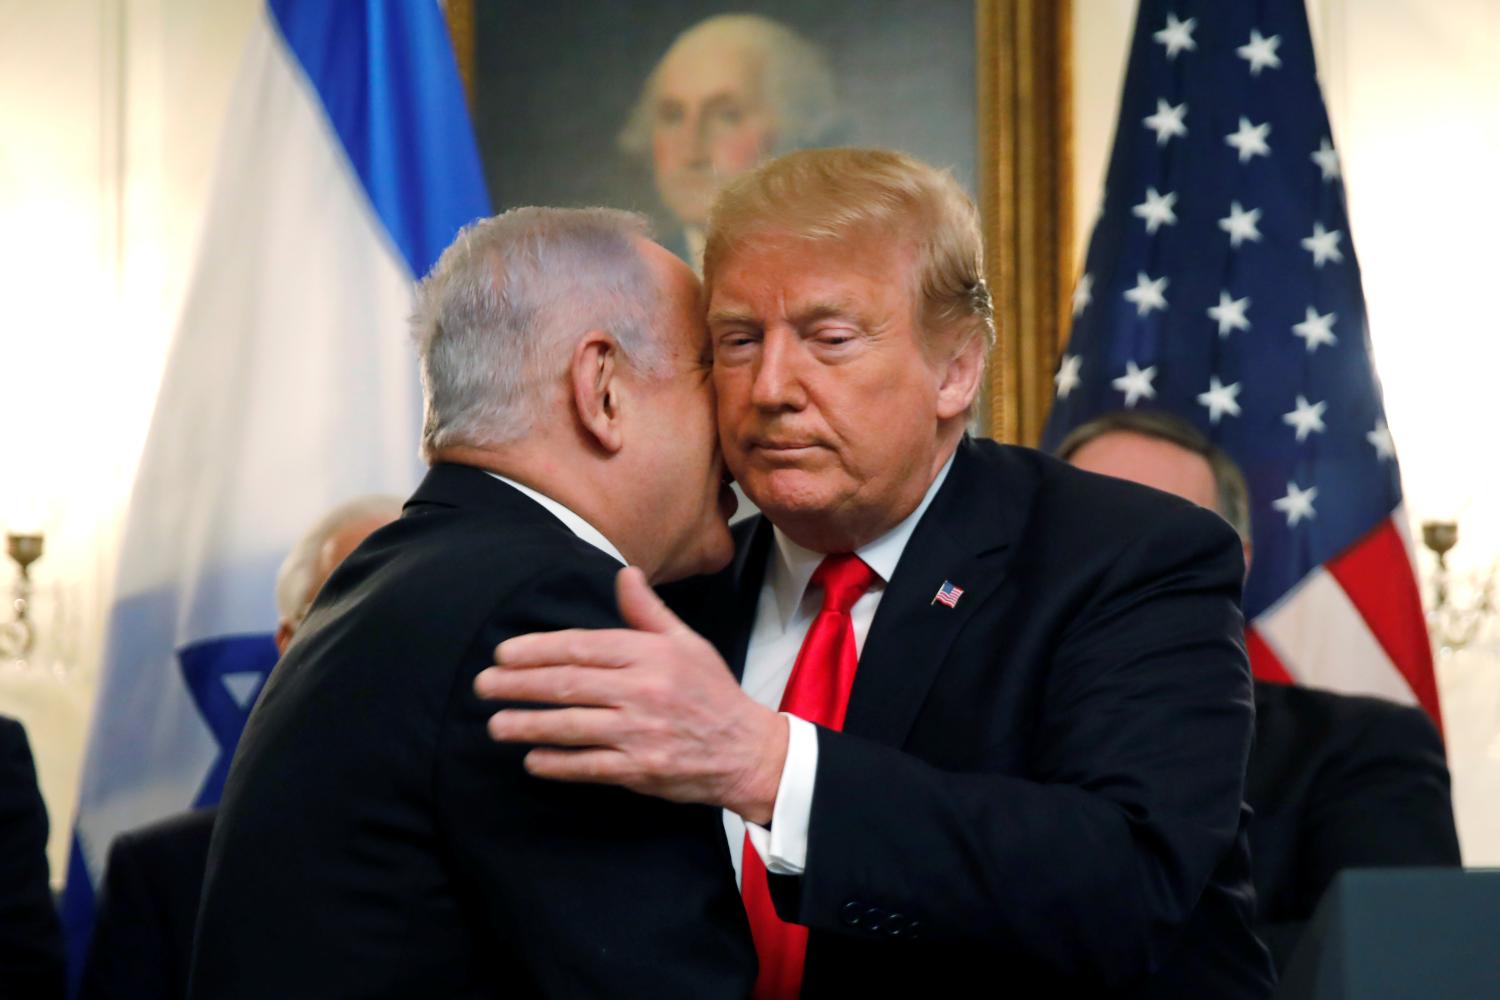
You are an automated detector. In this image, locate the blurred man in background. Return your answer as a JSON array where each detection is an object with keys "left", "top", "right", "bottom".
[
  {"left": 618, "top": 13, "right": 841, "bottom": 267},
  {"left": 1059, "top": 408, "right": 1462, "bottom": 973},
  {"left": 79, "top": 495, "right": 400, "bottom": 1000}
]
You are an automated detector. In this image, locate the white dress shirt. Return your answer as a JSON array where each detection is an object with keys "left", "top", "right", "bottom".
[
  {"left": 484, "top": 472, "right": 626, "bottom": 565},
  {"left": 726, "top": 452, "right": 956, "bottom": 885}
]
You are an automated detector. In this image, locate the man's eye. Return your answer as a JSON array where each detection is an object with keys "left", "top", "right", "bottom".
[
  {"left": 654, "top": 104, "right": 684, "bottom": 127},
  {"left": 715, "top": 332, "right": 758, "bottom": 352}
]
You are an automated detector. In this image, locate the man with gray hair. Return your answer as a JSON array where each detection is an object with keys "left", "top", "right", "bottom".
[
  {"left": 272, "top": 494, "right": 403, "bottom": 654},
  {"left": 190, "top": 208, "right": 753, "bottom": 997},
  {"left": 619, "top": 13, "right": 841, "bottom": 266}
]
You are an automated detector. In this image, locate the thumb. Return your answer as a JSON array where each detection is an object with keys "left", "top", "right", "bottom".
[{"left": 616, "top": 566, "right": 686, "bottom": 635}]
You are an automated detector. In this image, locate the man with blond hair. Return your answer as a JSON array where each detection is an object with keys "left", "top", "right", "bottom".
[
  {"left": 479, "top": 149, "right": 1276, "bottom": 997},
  {"left": 191, "top": 208, "right": 754, "bottom": 997}
]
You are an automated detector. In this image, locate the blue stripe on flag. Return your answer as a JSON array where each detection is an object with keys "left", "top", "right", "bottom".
[
  {"left": 60, "top": 831, "right": 96, "bottom": 992},
  {"left": 266, "top": 0, "right": 492, "bottom": 278}
]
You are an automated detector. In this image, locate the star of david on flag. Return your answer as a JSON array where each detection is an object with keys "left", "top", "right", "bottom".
[{"left": 1041, "top": 0, "right": 1440, "bottom": 727}]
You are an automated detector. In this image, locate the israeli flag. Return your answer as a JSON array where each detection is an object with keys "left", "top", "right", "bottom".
[{"left": 61, "top": 0, "right": 490, "bottom": 981}]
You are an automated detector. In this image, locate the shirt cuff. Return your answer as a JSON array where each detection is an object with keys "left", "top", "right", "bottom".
[{"left": 745, "top": 714, "right": 818, "bottom": 876}]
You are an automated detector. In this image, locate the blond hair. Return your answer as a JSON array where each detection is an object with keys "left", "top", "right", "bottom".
[{"left": 702, "top": 147, "right": 995, "bottom": 352}]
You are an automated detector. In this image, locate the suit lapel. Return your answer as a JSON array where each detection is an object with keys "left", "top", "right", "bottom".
[
  {"left": 718, "top": 516, "right": 775, "bottom": 683},
  {"left": 843, "top": 439, "right": 1028, "bottom": 746}
]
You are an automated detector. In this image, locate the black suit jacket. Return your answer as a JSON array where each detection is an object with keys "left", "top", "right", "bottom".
[
  {"left": 78, "top": 807, "right": 216, "bottom": 1000},
  {"left": 670, "top": 438, "right": 1276, "bottom": 998},
  {"left": 0, "top": 715, "right": 64, "bottom": 1000},
  {"left": 1246, "top": 682, "right": 1461, "bottom": 971},
  {"left": 190, "top": 465, "right": 754, "bottom": 998}
]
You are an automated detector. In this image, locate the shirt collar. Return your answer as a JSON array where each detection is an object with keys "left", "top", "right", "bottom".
[
  {"left": 767, "top": 449, "right": 957, "bottom": 626},
  {"left": 485, "top": 472, "right": 627, "bottom": 566}
]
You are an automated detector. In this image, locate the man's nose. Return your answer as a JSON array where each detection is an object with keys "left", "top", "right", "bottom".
[
  {"left": 685, "top": 111, "right": 713, "bottom": 164},
  {"left": 749, "top": 331, "right": 807, "bottom": 411}
]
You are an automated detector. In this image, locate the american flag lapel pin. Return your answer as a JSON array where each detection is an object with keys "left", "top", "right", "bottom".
[{"left": 931, "top": 580, "right": 964, "bottom": 608}]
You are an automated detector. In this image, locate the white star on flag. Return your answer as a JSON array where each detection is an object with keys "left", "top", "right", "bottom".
[
  {"left": 1123, "top": 271, "right": 1169, "bottom": 315},
  {"left": 1142, "top": 99, "right": 1189, "bottom": 145},
  {"left": 1282, "top": 394, "right": 1328, "bottom": 442},
  {"left": 1311, "top": 138, "right": 1341, "bottom": 181},
  {"left": 1132, "top": 187, "right": 1179, "bottom": 233},
  {"left": 1292, "top": 307, "right": 1338, "bottom": 352},
  {"left": 1367, "top": 420, "right": 1396, "bottom": 461},
  {"left": 1112, "top": 361, "right": 1158, "bottom": 407},
  {"left": 1272, "top": 481, "right": 1319, "bottom": 527},
  {"left": 1054, "top": 354, "right": 1083, "bottom": 399},
  {"left": 1301, "top": 222, "right": 1345, "bottom": 267},
  {"left": 1072, "top": 273, "right": 1093, "bottom": 316},
  {"left": 1237, "top": 29, "right": 1283, "bottom": 75},
  {"left": 1218, "top": 201, "right": 1263, "bottom": 248},
  {"left": 1225, "top": 117, "right": 1272, "bottom": 163},
  {"left": 1153, "top": 13, "right": 1197, "bottom": 58},
  {"left": 1197, "top": 376, "right": 1243, "bottom": 424},
  {"left": 1207, "top": 291, "right": 1252, "bottom": 337}
]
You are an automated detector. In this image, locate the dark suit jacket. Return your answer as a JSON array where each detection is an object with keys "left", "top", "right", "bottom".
[
  {"left": 0, "top": 715, "right": 64, "bottom": 1000},
  {"left": 78, "top": 807, "right": 216, "bottom": 1000},
  {"left": 190, "top": 465, "right": 754, "bottom": 998},
  {"left": 670, "top": 438, "right": 1276, "bottom": 998},
  {"left": 1246, "top": 681, "right": 1461, "bottom": 971}
]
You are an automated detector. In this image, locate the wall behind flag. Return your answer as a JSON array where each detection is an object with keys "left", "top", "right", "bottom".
[
  {"left": 0, "top": 0, "right": 261, "bottom": 878},
  {"left": 1072, "top": 0, "right": 1500, "bottom": 864}
]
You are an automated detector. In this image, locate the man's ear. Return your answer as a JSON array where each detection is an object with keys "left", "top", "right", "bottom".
[
  {"left": 935, "top": 330, "right": 987, "bottom": 420},
  {"left": 571, "top": 330, "right": 625, "bottom": 454}
]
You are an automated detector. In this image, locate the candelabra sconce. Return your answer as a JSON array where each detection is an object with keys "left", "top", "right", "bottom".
[
  {"left": 1422, "top": 519, "right": 1497, "bottom": 653},
  {"left": 1, "top": 532, "right": 45, "bottom": 662}
]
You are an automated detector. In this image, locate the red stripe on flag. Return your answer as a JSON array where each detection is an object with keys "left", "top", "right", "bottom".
[
  {"left": 1326, "top": 518, "right": 1442, "bottom": 732},
  {"left": 1246, "top": 626, "right": 1295, "bottom": 684}
]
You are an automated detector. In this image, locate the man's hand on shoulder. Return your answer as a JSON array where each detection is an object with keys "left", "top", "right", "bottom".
[{"left": 474, "top": 567, "right": 788, "bottom": 824}]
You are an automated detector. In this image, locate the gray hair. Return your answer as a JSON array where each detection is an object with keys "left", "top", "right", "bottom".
[
  {"left": 274, "top": 494, "right": 404, "bottom": 621},
  {"left": 1055, "top": 409, "right": 1253, "bottom": 543},
  {"left": 617, "top": 14, "right": 842, "bottom": 160},
  {"left": 411, "top": 207, "right": 667, "bottom": 459}
]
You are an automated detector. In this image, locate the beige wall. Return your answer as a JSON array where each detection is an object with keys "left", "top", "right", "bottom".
[{"left": 0, "top": 0, "right": 259, "bottom": 878}]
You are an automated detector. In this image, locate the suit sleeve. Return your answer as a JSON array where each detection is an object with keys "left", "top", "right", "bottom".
[
  {"left": 432, "top": 563, "right": 755, "bottom": 999},
  {"left": 781, "top": 506, "right": 1253, "bottom": 986},
  {"left": 0, "top": 719, "right": 65, "bottom": 1000},
  {"left": 1302, "top": 700, "right": 1461, "bottom": 880},
  {"left": 76, "top": 835, "right": 170, "bottom": 1000}
]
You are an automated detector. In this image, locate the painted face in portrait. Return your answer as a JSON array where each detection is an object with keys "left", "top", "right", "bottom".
[{"left": 649, "top": 38, "right": 778, "bottom": 231}]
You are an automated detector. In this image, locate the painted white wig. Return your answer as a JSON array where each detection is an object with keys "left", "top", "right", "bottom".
[{"left": 617, "top": 13, "right": 841, "bottom": 159}]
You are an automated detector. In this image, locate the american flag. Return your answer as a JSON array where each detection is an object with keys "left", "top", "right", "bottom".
[
  {"left": 932, "top": 580, "right": 965, "bottom": 609},
  {"left": 1040, "top": 0, "right": 1440, "bottom": 726}
]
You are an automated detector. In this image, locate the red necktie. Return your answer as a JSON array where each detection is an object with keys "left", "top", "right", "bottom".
[{"left": 742, "top": 553, "right": 878, "bottom": 1000}]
